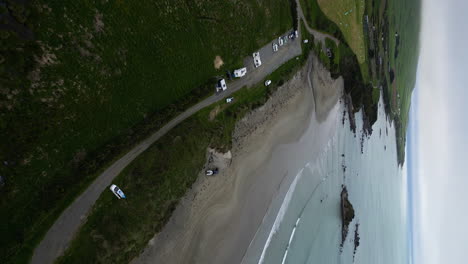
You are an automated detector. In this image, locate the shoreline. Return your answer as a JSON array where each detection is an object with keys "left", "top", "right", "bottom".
[{"left": 131, "top": 55, "right": 343, "bottom": 264}]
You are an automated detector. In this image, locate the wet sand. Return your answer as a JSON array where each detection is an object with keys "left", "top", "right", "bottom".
[{"left": 131, "top": 55, "right": 343, "bottom": 264}]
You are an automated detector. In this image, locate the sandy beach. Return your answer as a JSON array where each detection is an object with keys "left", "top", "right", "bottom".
[{"left": 131, "top": 55, "right": 344, "bottom": 264}]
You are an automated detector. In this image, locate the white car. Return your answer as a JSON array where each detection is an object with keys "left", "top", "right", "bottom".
[
  {"left": 110, "top": 184, "right": 126, "bottom": 199},
  {"left": 264, "top": 80, "right": 272, "bottom": 86},
  {"left": 252, "top": 52, "right": 262, "bottom": 67},
  {"left": 226, "top": 97, "right": 234, "bottom": 103},
  {"left": 216, "top": 79, "right": 227, "bottom": 92},
  {"left": 278, "top": 37, "right": 284, "bottom": 46},
  {"left": 295, "top": 30, "right": 299, "bottom": 38},
  {"left": 272, "top": 43, "right": 278, "bottom": 52},
  {"left": 205, "top": 168, "right": 219, "bottom": 175}
]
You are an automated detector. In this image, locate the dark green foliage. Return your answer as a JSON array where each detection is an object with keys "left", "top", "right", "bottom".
[
  {"left": 339, "top": 44, "right": 377, "bottom": 128},
  {"left": 370, "top": 0, "right": 421, "bottom": 164},
  {"left": 0, "top": 1, "right": 293, "bottom": 263},
  {"left": 56, "top": 49, "right": 312, "bottom": 264},
  {"left": 325, "top": 37, "right": 340, "bottom": 76},
  {"left": 299, "top": 0, "right": 345, "bottom": 41},
  {"left": 289, "top": 0, "right": 299, "bottom": 30}
]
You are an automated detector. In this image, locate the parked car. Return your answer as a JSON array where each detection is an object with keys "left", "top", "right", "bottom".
[
  {"left": 205, "top": 168, "right": 219, "bottom": 176},
  {"left": 278, "top": 37, "right": 284, "bottom": 46},
  {"left": 110, "top": 184, "right": 126, "bottom": 199},
  {"left": 252, "top": 52, "right": 262, "bottom": 67},
  {"left": 226, "top": 70, "right": 233, "bottom": 80},
  {"left": 303, "top": 39, "right": 309, "bottom": 44},
  {"left": 264, "top": 80, "right": 272, "bottom": 86},
  {"left": 272, "top": 43, "right": 278, "bottom": 52},
  {"left": 226, "top": 97, "right": 234, "bottom": 103},
  {"left": 295, "top": 30, "right": 299, "bottom": 38}
]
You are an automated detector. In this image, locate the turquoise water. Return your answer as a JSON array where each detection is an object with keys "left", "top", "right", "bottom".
[{"left": 243, "top": 99, "right": 408, "bottom": 264}]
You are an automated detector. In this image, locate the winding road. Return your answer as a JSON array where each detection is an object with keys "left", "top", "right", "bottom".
[
  {"left": 296, "top": 0, "right": 340, "bottom": 46},
  {"left": 31, "top": 2, "right": 339, "bottom": 263}
]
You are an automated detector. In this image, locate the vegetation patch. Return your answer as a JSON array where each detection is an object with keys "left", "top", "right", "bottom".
[
  {"left": 0, "top": 0, "right": 293, "bottom": 263},
  {"left": 55, "top": 45, "right": 312, "bottom": 264},
  {"left": 388, "top": 0, "right": 421, "bottom": 163},
  {"left": 317, "top": 0, "right": 367, "bottom": 64},
  {"left": 365, "top": 0, "right": 421, "bottom": 163},
  {"left": 300, "top": 0, "right": 344, "bottom": 39}
]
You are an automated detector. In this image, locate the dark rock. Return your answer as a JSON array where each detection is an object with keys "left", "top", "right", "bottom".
[
  {"left": 340, "top": 186, "right": 355, "bottom": 248},
  {"left": 353, "top": 223, "right": 360, "bottom": 262},
  {"left": 343, "top": 94, "right": 357, "bottom": 134}
]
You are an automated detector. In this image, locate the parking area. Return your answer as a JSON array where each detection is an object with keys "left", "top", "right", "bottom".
[
  {"left": 243, "top": 30, "right": 301, "bottom": 78},
  {"left": 214, "top": 29, "right": 302, "bottom": 98}
]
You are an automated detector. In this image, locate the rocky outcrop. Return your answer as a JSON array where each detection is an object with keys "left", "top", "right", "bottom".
[
  {"left": 353, "top": 223, "right": 360, "bottom": 262},
  {"left": 340, "top": 186, "right": 355, "bottom": 248}
]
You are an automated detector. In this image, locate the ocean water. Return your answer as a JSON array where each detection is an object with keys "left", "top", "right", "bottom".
[{"left": 242, "top": 98, "right": 408, "bottom": 264}]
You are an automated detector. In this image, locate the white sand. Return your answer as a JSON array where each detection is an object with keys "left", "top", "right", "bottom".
[{"left": 131, "top": 55, "right": 344, "bottom": 264}]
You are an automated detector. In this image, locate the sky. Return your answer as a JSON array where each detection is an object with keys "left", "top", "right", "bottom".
[{"left": 410, "top": 0, "right": 468, "bottom": 263}]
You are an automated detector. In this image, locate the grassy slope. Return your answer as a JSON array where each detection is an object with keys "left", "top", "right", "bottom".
[
  {"left": 0, "top": 1, "right": 292, "bottom": 263},
  {"left": 299, "top": 0, "right": 421, "bottom": 163},
  {"left": 388, "top": 0, "right": 421, "bottom": 163},
  {"left": 300, "top": 0, "right": 344, "bottom": 38},
  {"left": 299, "top": 0, "right": 368, "bottom": 79},
  {"left": 317, "top": 0, "right": 366, "bottom": 63},
  {"left": 300, "top": 0, "right": 376, "bottom": 125},
  {"left": 56, "top": 41, "right": 311, "bottom": 264},
  {"left": 388, "top": 0, "right": 420, "bottom": 125},
  {"left": 369, "top": 0, "right": 420, "bottom": 163}
]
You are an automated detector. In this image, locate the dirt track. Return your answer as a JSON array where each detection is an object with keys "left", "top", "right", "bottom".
[{"left": 296, "top": 0, "right": 340, "bottom": 47}]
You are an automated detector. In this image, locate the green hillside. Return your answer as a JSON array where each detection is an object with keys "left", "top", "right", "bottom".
[{"left": 0, "top": 1, "right": 292, "bottom": 262}]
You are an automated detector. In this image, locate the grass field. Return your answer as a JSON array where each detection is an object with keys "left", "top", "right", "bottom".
[
  {"left": 55, "top": 45, "right": 311, "bottom": 264},
  {"left": 388, "top": 0, "right": 421, "bottom": 125},
  {"left": 365, "top": 0, "right": 421, "bottom": 163},
  {"left": 300, "top": 0, "right": 374, "bottom": 105},
  {"left": 0, "top": 1, "right": 293, "bottom": 263},
  {"left": 387, "top": 0, "right": 421, "bottom": 163},
  {"left": 299, "top": 0, "right": 344, "bottom": 38},
  {"left": 317, "top": 0, "right": 367, "bottom": 64}
]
